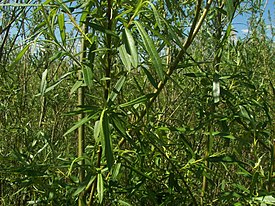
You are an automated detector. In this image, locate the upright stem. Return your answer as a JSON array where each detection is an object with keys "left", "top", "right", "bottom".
[
  {"left": 78, "top": 21, "right": 88, "bottom": 206},
  {"left": 88, "top": 1, "right": 113, "bottom": 204},
  {"left": 104, "top": 0, "right": 113, "bottom": 100}
]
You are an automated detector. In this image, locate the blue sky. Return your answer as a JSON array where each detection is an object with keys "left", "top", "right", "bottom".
[{"left": 232, "top": 0, "right": 274, "bottom": 38}]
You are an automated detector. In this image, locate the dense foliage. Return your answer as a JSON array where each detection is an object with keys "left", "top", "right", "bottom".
[{"left": 0, "top": 0, "right": 274, "bottom": 205}]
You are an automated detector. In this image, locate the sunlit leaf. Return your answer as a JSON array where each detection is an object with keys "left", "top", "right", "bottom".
[
  {"left": 147, "top": 2, "right": 163, "bottom": 31},
  {"left": 118, "top": 200, "right": 133, "bottom": 206},
  {"left": 97, "top": 173, "right": 104, "bottom": 204},
  {"left": 134, "top": 21, "right": 164, "bottom": 81},
  {"left": 64, "top": 115, "right": 94, "bottom": 136},
  {"left": 119, "top": 45, "right": 132, "bottom": 71},
  {"left": 82, "top": 66, "right": 93, "bottom": 87},
  {"left": 94, "top": 120, "right": 100, "bottom": 143},
  {"left": 58, "top": 13, "right": 66, "bottom": 45},
  {"left": 119, "top": 94, "right": 154, "bottom": 108},
  {"left": 213, "top": 74, "right": 220, "bottom": 103},
  {"left": 9, "top": 44, "right": 30, "bottom": 69},
  {"left": 70, "top": 80, "right": 83, "bottom": 95},
  {"left": 40, "top": 69, "right": 48, "bottom": 95},
  {"left": 124, "top": 28, "right": 138, "bottom": 68}
]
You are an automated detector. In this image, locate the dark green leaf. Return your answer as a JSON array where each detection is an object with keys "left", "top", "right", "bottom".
[{"left": 100, "top": 109, "right": 114, "bottom": 170}]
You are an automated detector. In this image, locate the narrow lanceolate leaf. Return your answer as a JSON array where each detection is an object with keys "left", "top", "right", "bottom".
[
  {"left": 118, "top": 200, "right": 133, "bottom": 206},
  {"left": 64, "top": 115, "right": 94, "bottom": 136},
  {"left": 58, "top": 13, "right": 66, "bottom": 45},
  {"left": 108, "top": 75, "right": 126, "bottom": 103},
  {"left": 213, "top": 74, "right": 220, "bottom": 104},
  {"left": 9, "top": 44, "right": 30, "bottom": 69},
  {"left": 124, "top": 28, "right": 138, "bottom": 68},
  {"left": 119, "top": 93, "right": 154, "bottom": 108},
  {"left": 147, "top": 2, "right": 163, "bottom": 31},
  {"left": 97, "top": 173, "right": 104, "bottom": 204},
  {"left": 70, "top": 80, "right": 83, "bottom": 95},
  {"left": 225, "top": 0, "right": 234, "bottom": 21},
  {"left": 94, "top": 120, "right": 100, "bottom": 143},
  {"left": 134, "top": 21, "right": 164, "bottom": 81},
  {"left": 40, "top": 69, "right": 48, "bottom": 95},
  {"left": 118, "top": 45, "right": 132, "bottom": 71},
  {"left": 100, "top": 109, "right": 114, "bottom": 170},
  {"left": 82, "top": 66, "right": 93, "bottom": 87}
]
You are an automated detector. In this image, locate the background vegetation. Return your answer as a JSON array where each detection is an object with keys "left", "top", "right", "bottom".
[{"left": 0, "top": 0, "right": 274, "bottom": 205}]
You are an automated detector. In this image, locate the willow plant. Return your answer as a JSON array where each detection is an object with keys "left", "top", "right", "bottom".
[{"left": 1, "top": 0, "right": 274, "bottom": 205}]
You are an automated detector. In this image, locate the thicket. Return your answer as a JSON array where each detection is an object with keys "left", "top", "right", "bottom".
[{"left": 0, "top": 0, "right": 274, "bottom": 205}]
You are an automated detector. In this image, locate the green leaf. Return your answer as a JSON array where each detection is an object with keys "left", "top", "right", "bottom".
[
  {"left": 164, "top": 21, "right": 184, "bottom": 49},
  {"left": 97, "top": 173, "right": 104, "bottom": 204},
  {"left": 55, "top": 0, "right": 71, "bottom": 14},
  {"left": 184, "top": 72, "right": 206, "bottom": 77},
  {"left": 9, "top": 44, "right": 30, "bottom": 69},
  {"left": 124, "top": 28, "right": 138, "bottom": 68},
  {"left": 64, "top": 115, "right": 94, "bottom": 136},
  {"left": 147, "top": 2, "right": 163, "bottom": 31},
  {"left": 119, "top": 94, "right": 153, "bottom": 108},
  {"left": 58, "top": 13, "right": 66, "bottom": 45},
  {"left": 141, "top": 67, "right": 158, "bottom": 89},
  {"left": 87, "top": 22, "right": 119, "bottom": 38},
  {"left": 94, "top": 120, "right": 100, "bottom": 143},
  {"left": 118, "top": 200, "right": 133, "bottom": 206},
  {"left": 225, "top": 0, "right": 234, "bottom": 21},
  {"left": 254, "top": 195, "right": 275, "bottom": 205},
  {"left": 112, "top": 163, "right": 121, "bottom": 180},
  {"left": 213, "top": 74, "right": 220, "bottom": 104},
  {"left": 108, "top": 75, "right": 126, "bottom": 103},
  {"left": 111, "top": 115, "right": 126, "bottom": 136},
  {"left": 118, "top": 45, "right": 132, "bottom": 71},
  {"left": 100, "top": 110, "right": 114, "bottom": 170},
  {"left": 82, "top": 66, "right": 93, "bottom": 87},
  {"left": 44, "top": 72, "right": 72, "bottom": 94},
  {"left": 73, "top": 182, "right": 87, "bottom": 197},
  {"left": 70, "top": 80, "right": 83, "bottom": 95},
  {"left": 239, "top": 105, "right": 251, "bottom": 120},
  {"left": 40, "top": 69, "right": 48, "bottom": 95},
  {"left": 134, "top": 21, "right": 164, "bottom": 81}
]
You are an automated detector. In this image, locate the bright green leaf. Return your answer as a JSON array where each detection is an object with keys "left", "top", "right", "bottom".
[
  {"left": 64, "top": 115, "right": 94, "bottom": 136},
  {"left": 134, "top": 21, "right": 164, "bottom": 81},
  {"left": 124, "top": 28, "right": 138, "bottom": 68},
  {"left": 58, "top": 13, "right": 66, "bottom": 45},
  {"left": 97, "top": 173, "right": 104, "bottom": 204},
  {"left": 82, "top": 66, "right": 93, "bottom": 87},
  {"left": 9, "top": 44, "right": 30, "bottom": 69},
  {"left": 118, "top": 45, "right": 132, "bottom": 71},
  {"left": 118, "top": 200, "right": 133, "bottom": 206},
  {"left": 70, "top": 80, "right": 83, "bottom": 95},
  {"left": 119, "top": 94, "right": 153, "bottom": 108},
  {"left": 40, "top": 69, "right": 48, "bottom": 95}
]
